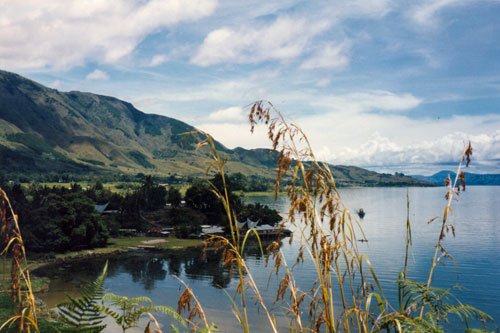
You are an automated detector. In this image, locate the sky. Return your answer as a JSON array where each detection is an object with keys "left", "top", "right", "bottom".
[{"left": 1, "top": 0, "right": 499, "bottom": 175}]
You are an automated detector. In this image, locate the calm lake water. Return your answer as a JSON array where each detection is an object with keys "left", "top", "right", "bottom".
[{"left": 34, "top": 186, "right": 500, "bottom": 332}]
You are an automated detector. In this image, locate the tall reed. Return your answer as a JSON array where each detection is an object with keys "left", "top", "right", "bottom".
[
  {"left": 177, "top": 131, "right": 278, "bottom": 333},
  {"left": 419, "top": 142, "right": 472, "bottom": 319},
  {"left": 180, "top": 100, "right": 494, "bottom": 332},
  {"left": 248, "top": 100, "right": 380, "bottom": 332},
  {"left": 177, "top": 102, "right": 382, "bottom": 332},
  {"left": 0, "top": 188, "right": 38, "bottom": 332}
]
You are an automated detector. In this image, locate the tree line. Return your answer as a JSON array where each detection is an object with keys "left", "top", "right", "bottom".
[{"left": 1, "top": 173, "right": 281, "bottom": 254}]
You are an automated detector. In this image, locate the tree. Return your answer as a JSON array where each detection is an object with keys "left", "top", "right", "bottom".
[
  {"left": 184, "top": 181, "right": 217, "bottom": 212},
  {"left": 184, "top": 180, "right": 226, "bottom": 224},
  {"left": 168, "top": 207, "right": 204, "bottom": 238},
  {"left": 22, "top": 189, "right": 108, "bottom": 252},
  {"left": 166, "top": 187, "right": 182, "bottom": 207},
  {"left": 139, "top": 175, "right": 166, "bottom": 211},
  {"left": 239, "top": 202, "right": 282, "bottom": 226}
]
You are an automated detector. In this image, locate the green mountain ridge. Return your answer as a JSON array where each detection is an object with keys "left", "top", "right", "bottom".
[{"left": 0, "top": 69, "right": 433, "bottom": 187}]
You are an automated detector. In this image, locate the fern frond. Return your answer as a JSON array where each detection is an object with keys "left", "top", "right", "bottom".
[
  {"left": 100, "top": 293, "right": 187, "bottom": 331},
  {"left": 56, "top": 261, "right": 108, "bottom": 332}
]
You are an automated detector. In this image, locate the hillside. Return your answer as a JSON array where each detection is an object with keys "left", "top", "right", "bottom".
[
  {"left": 0, "top": 70, "right": 433, "bottom": 187},
  {"left": 411, "top": 171, "right": 500, "bottom": 186}
]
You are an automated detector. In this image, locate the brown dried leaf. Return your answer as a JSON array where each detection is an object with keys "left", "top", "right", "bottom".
[
  {"left": 460, "top": 171, "right": 466, "bottom": 191},
  {"left": 465, "top": 141, "right": 472, "bottom": 167}
]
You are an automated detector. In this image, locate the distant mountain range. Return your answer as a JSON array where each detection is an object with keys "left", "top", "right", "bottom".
[
  {"left": 411, "top": 171, "right": 500, "bottom": 186},
  {"left": 0, "top": 69, "right": 434, "bottom": 187}
]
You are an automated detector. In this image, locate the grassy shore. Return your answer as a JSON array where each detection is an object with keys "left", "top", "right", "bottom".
[
  {"left": 43, "top": 236, "right": 204, "bottom": 261},
  {"left": 107, "top": 236, "right": 203, "bottom": 250}
]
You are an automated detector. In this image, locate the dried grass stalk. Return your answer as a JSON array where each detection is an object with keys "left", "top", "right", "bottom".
[{"left": 0, "top": 188, "right": 38, "bottom": 332}]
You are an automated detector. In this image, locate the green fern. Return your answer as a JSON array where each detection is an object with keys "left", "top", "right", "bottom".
[
  {"left": 99, "top": 293, "right": 187, "bottom": 332},
  {"left": 380, "top": 278, "right": 496, "bottom": 332},
  {"left": 56, "top": 261, "right": 108, "bottom": 332}
]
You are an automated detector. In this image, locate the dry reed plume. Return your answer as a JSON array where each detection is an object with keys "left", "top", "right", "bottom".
[
  {"left": 0, "top": 188, "right": 38, "bottom": 332},
  {"left": 179, "top": 100, "right": 494, "bottom": 332}
]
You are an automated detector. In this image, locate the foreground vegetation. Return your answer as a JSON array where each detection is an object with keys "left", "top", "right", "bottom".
[{"left": 0, "top": 101, "right": 496, "bottom": 332}]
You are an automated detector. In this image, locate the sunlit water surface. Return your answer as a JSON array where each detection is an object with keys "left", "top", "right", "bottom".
[{"left": 35, "top": 186, "right": 500, "bottom": 332}]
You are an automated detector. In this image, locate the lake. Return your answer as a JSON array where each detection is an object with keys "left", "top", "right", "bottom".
[{"left": 34, "top": 186, "right": 500, "bottom": 332}]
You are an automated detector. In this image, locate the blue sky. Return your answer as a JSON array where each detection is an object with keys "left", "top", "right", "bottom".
[{"left": 1, "top": 0, "right": 499, "bottom": 175}]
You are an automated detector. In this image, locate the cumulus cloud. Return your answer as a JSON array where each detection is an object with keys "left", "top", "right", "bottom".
[
  {"left": 297, "top": 108, "right": 500, "bottom": 174},
  {"left": 331, "top": 130, "right": 500, "bottom": 173},
  {"left": 206, "top": 106, "right": 246, "bottom": 123},
  {"left": 0, "top": 0, "right": 217, "bottom": 70},
  {"left": 301, "top": 40, "right": 351, "bottom": 70},
  {"left": 198, "top": 113, "right": 500, "bottom": 174},
  {"left": 86, "top": 69, "right": 109, "bottom": 81},
  {"left": 191, "top": 16, "right": 330, "bottom": 66},
  {"left": 198, "top": 90, "right": 498, "bottom": 174}
]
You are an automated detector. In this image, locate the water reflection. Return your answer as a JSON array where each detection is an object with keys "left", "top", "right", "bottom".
[{"left": 34, "top": 240, "right": 283, "bottom": 292}]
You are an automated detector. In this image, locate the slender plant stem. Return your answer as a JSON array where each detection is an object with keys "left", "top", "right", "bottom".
[{"left": 419, "top": 144, "right": 468, "bottom": 319}]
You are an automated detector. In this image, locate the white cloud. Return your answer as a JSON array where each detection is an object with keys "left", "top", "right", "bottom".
[
  {"left": 146, "top": 55, "right": 168, "bottom": 67},
  {"left": 49, "top": 80, "right": 62, "bottom": 88},
  {"left": 86, "top": 69, "right": 109, "bottom": 81},
  {"left": 301, "top": 40, "right": 352, "bottom": 70},
  {"left": 314, "top": 90, "right": 422, "bottom": 113},
  {"left": 197, "top": 122, "right": 271, "bottom": 150},
  {"left": 206, "top": 106, "right": 246, "bottom": 123},
  {"left": 296, "top": 108, "right": 500, "bottom": 174},
  {"left": 0, "top": 0, "right": 217, "bottom": 70},
  {"left": 410, "top": 0, "right": 461, "bottom": 27},
  {"left": 331, "top": 130, "right": 500, "bottom": 173},
  {"left": 198, "top": 111, "right": 500, "bottom": 174},
  {"left": 191, "top": 16, "right": 330, "bottom": 66}
]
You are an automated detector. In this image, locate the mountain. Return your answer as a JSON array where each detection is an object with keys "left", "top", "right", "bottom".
[
  {"left": 411, "top": 171, "right": 500, "bottom": 186},
  {"left": 0, "top": 69, "right": 244, "bottom": 179},
  {"left": 0, "top": 69, "right": 434, "bottom": 187}
]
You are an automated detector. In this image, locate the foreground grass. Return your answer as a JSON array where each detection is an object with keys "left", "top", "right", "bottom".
[{"left": 0, "top": 293, "right": 73, "bottom": 332}]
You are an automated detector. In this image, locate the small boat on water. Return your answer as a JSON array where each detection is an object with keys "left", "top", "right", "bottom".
[{"left": 357, "top": 208, "right": 365, "bottom": 218}]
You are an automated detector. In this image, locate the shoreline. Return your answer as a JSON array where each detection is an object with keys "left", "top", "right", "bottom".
[{"left": 28, "top": 236, "right": 204, "bottom": 272}]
